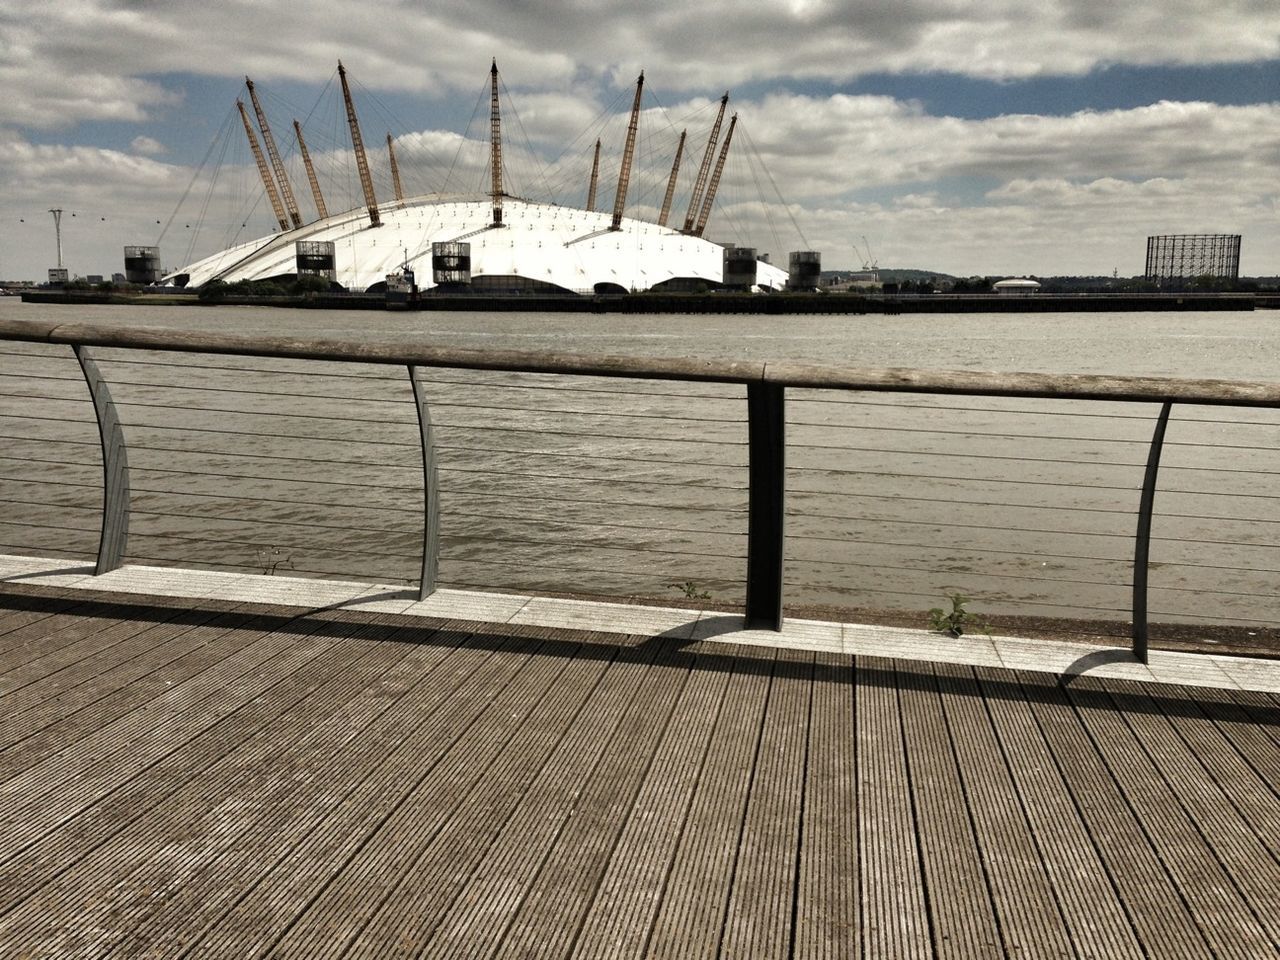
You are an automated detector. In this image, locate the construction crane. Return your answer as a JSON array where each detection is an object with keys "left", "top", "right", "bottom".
[
  {"left": 858, "top": 235, "right": 879, "bottom": 270},
  {"left": 338, "top": 61, "right": 380, "bottom": 228},
  {"left": 236, "top": 99, "right": 289, "bottom": 232}
]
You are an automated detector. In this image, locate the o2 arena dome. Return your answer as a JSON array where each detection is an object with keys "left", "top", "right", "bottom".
[{"left": 163, "top": 63, "right": 795, "bottom": 295}]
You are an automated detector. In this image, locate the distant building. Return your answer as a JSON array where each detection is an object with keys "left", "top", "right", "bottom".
[{"left": 993, "top": 278, "right": 1040, "bottom": 296}]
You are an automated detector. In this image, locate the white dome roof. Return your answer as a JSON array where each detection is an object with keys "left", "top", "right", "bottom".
[{"left": 168, "top": 195, "right": 789, "bottom": 293}]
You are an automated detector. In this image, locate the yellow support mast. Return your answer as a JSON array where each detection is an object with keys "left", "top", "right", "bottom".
[
  {"left": 682, "top": 93, "right": 727, "bottom": 234},
  {"left": 586, "top": 139, "right": 601, "bottom": 212},
  {"left": 658, "top": 129, "right": 686, "bottom": 227},
  {"left": 293, "top": 119, "right": 328, "bottom": 220},
  {"left": 610, "top": 72, "right": 644, "bottom": 231},
  {"left": 489, "top": 60, "right": 503, "bottom": 228},
  {"left": 236, "top": 99, "right": 289, "bottom": 232},
  {"left": 246, "top": 77, "right": 302, "bottom": 229},
  {"left": 387, "top": 134, "right": 405, "bottom": 204},
  {"left": 338, "top": 61, "right": 381, "bottom": 228},
  {"left": 694, "top": 113, "right": 737, "bottom": 237}
]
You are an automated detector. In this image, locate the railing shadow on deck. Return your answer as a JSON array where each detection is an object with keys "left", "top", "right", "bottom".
[
  {"left": 2, "top": 316, "right": 1280, "bottom": 664},
  {"left": 3, "top": 577, "right": 1276, "bottom": 730}
]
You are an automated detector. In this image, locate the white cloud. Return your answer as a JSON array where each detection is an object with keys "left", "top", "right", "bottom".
[
  {"left": 130, "top": 135, "right": 166, "bottom": 155},
  {"left": 1, "top": 0, "right": 1278, "bottom": 129}
]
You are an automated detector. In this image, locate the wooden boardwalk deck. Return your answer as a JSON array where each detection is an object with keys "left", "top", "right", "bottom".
[{"left": 0, "top": 580, "right": 1277, "bottom": 959}]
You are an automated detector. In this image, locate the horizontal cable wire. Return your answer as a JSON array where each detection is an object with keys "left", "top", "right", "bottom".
[
  {"left": 789, "top": 516, "right": 1132, "bottom": 540},
  {"left": 441, "top": 554, "right": 748, "bottom": 583},
  {"left": 791, "top": 447, "right": 1145, "bottom": 468},
  {"left": 440, "top": 532, "right": 746, "bottom": 561},
  {"left": 129, "top": 444, "right": 413, "bottom": 470},
  {"left": 0, "top": 497, "right": 99, "bottom": 511},
  {"left": 121, "top": 422, "right": 419, "bottom": 446},
  {"left": 86, "top": 379, "right": 746, "bottom": 421},
  {"left": 132, "top": 508, "right": 413, "bottom": 537},
  {"left": 0, "top": 434, "right": 99, "bottom": 447},
  {"left": 440, "top": 488, "right": 749, "bottom": 515},
  {"left": 790, "top": 395, "right": 1280, "bottom": 427},
  {"left": 445, "top": 509, "right": 743, "bottom": 538},
  {"left": 790, "top": 420, "right": 1153, "bottom": 445},
  {"left": 125, "top": 530, "right": 421, "bottom": 561},
  {"left": 789, "top": 533, "right": 1129, "bottom": 563},
  {"left": 0, "top": 475, "right": 98, "bottom": 489},
  {"left": 433, "top": 445, "right": 741, "bottom": 469},
  {"left": 130, "top": 486, "right": 422, "bottom": 511},
  {"left": 788, "top": 555, "right": 1130, "bottom": 590},
  {"left": 0, "top": 518, "right": 96, "bottom": 535},
  {"left": 112, "top": 398, "right": 415, "bottom": 427},
  {"left": 777, "top": 581, "right": 1129, "bottom": 617},
  {"left": 131, "top": 465, "right": 422, "bottom": 491},
  {"left": 433, "top": 426, "right": 744, "bottom": 446},
  {"left": 437, "top": 465, "right": 747, "bottom": 490}
]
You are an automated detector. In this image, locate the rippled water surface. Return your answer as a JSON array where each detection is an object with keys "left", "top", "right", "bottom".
[{"left": 3, "top": 298, "right": 1277, "bottom": 633}]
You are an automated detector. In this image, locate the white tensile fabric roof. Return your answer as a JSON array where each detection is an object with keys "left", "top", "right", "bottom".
[{"left": 169, "top": 195, "right": 788, "bottom": 293}]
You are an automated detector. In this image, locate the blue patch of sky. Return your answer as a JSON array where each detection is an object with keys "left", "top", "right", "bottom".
[
  {"left": 733, "top": 60, "right": 1280, "bottom": 118},
  {"left": 21, "top": 68, "right": 495, "bottom": 167}
]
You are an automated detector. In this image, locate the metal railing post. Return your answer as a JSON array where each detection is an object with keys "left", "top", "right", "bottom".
[
  {"left": 74, "top": 345, "right": 130, "bottom": 574},
  {"left": 409, "top": 365, "right": 439, "bottom": 599},
  {"left": 1132, "top": 400, "right": 1172, "bottom": 663},
  {"left": 745, "top": 382, "right": 785, "bottom": 630}
]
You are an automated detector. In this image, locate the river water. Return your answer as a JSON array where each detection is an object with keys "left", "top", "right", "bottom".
[{"left": 2, "top": 298, "right": 1277, "bottom": 634}]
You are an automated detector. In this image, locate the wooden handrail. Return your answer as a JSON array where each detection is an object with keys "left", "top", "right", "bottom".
[{"left": 4, "top": 317, "right": 1280, "bottom": 406}]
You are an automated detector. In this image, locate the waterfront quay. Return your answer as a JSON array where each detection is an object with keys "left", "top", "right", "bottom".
[{"left": 1, "top": 557, "right": 1278, "bottom": 958}]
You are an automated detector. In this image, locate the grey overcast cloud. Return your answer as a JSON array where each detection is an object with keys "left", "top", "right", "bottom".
[{"left": 1, "top": 0, "right": 1277, "bottom": 280}]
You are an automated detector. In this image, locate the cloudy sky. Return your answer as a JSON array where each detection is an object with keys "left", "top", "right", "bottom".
[{"left": 2, "top": 0, "right": 1278, "bottom": 281}]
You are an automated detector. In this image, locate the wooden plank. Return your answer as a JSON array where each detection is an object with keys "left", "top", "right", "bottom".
[
  {"left": 0, "top": 608, "right": 289, "bottom": 776},
  {"left": 1060, "top": 676, "right": 1273, "bottom": 959},
  {"left": 974, "top": 665, "right": 1145, "bottom": 959},
  {"left": 856, "top": 655, "right": 931, "bottom": 959},
  {"left": 1147, "top": 683, "right": 1280, "bottom": 861},
  {"left": 0, "top": 608, "right": 353, "bottom": 852},
  {"left": 0, "top": 604, "right": 252, "bottom": 739},
  {"left": 0, "top": 591, "right": 82, "bottom": 639},
  {"left": 718, "top": 648, "right": 814, "bottom": 958},
  {"left": 181, "top": 629, "right": 551, "bottom": 958},
  {"left": 0, "top": 598, "right": 128, "bottom": 661},
  {"left": 1014, "top": 669, "right": 1214, "bottom": 958},
  {"left": 629, "top": 644, "right": 778, "bottom": 960},
  {"left": 354, "top": 639, "right": 689, "bottom": 959},
  {"left": 0, "top": 603, "right": 205, "bottom": 703},
  {"left": 932, "top": 661, "right": 1074, "bottom": 958},
  {"left": 895, "top": 661, "right": 1001, "bottom": 959},
  {"left": 792, "top": 651, "right": 857, "bottom": 960},
  {"left": 1103, "top": 678, "right": 1280, "bottom": 943},
  {"left": 428, "top": 642, "right": 712, "bottom": 960},
  {"left": 0, "top": 615, "right": 425, "bottom": 953},
  {"left": 75, "top": 620, "right": 462, "bottom": 959},
  {"left": 266, "top": 630, "right": 587, "bottom": 958}
]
